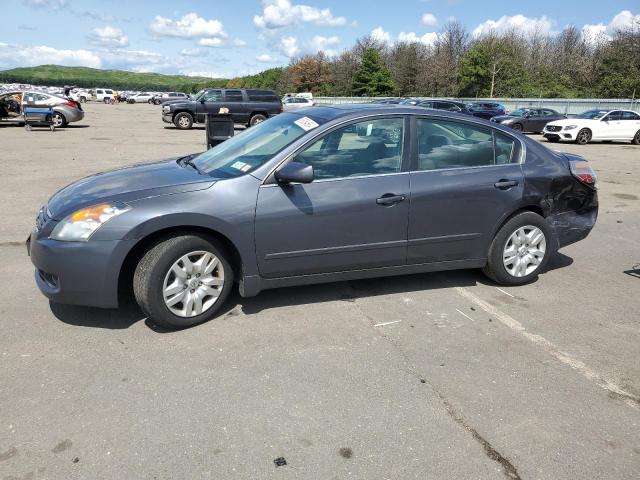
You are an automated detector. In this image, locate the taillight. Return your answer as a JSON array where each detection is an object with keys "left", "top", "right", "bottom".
[
  {"left": 569, "top": 160, "right": 597, "bottom": 188},
  {"left": 62, "top": 101, "right": 77, "bottom": 108}
]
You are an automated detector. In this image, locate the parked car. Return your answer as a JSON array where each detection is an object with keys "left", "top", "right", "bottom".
[
  {"left": 399, "top": 98, "right": 421, "bottom": 106},
  {"left": 152, "top": 92, "right": 189, "bottom": 105},
  {"left": 28, "top": 104, "right": 598, "bottom": 329},
  {"left": 418, "top": 99, "right": 472, "bottom": 114},
  {"left": 491, "top": 108, "right": 566, "bottom": 133},
  {"left": 69, "top": 89, "right": 89, "bottom": 103},
  {"left": 467, "top": 102, "right": 506, "bottom": 120},
  {"left": 371, "top": 98, "right": 404, "bottom": 104},
  {"left": 543, "top": 109, "right": 640, "bottom": 144},
  {"left": 128, "top": 92, "right": 155, "bottom": 104},
  {"left": 0, "top": 90, "right": 84, "bottom": 127},
  {"left": 162, "top": 88, "right": 282, "bottom": 129},
  {"left": 283, "top": 96, "right": 314, "bottom": 111},
  {"left": 89, "top": 88, "right": 115, "bottom": 103}
]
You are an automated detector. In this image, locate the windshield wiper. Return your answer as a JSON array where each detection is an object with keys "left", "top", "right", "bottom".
[{"left": 178, "top": 154, "right": 203, "bottom": 174}]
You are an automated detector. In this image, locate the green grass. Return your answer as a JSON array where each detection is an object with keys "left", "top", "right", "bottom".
[{"left": 0, "top": 65, "right": 229, "bottom": 92}]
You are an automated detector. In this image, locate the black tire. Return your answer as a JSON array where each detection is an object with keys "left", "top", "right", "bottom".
[
  {"left": 575, "top": 128, "right": 591, "bottom": 145},
  {"left": 482, "top": 211, "right": 552, "bottom": 286},
  {"left": 103, "top": 98, "right": 111, "bottom": 104},
  {"left": 79, "top": 96, "right": 86, "bottom": 103},
  {"left": 52, "top": 112, "right": 67, "bottom": 128},
  {"left": 249, "top": 113, "right": 267, "bottom": 127},
  {"left": 133, "top": 234, "right": 234, "bottom": 329},
  {"left": 154, "top": 99, "right": 161, "bottom": 105},
  {"left": 632, "top": 130, "right": 640, "bottom": 145},
  {"left": 511, "top": 123, "right": 523, "bottom": 132},
  {"left": 174, "top": 112, "right": 193, "bottom": 130}
]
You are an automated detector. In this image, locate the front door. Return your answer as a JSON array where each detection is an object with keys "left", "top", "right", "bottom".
[
  {"left": 195, "top": 89, "right": 223, "bottom": 123},
  {"left": 595, "top": 111, "right": 624, "bottom": 139},
  {"left": 255, "top": 116, "right": 410, "bottom": 278},
  {"left": 408, "top": 117, "right": 524, "bottom": 263}
]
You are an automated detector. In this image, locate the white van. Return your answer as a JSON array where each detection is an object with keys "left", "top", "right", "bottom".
[{"left": 89, "top": 88, "right": 115, "bottom": 103}]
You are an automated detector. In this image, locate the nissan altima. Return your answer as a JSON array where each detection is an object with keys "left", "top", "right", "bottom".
[{"left": 28, "top": 104, "right": 598, "bottom": 329}]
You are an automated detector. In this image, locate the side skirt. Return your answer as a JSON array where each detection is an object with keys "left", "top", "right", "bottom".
[{"left": 239, "top": 258, "right": 487, "bottom": 298}]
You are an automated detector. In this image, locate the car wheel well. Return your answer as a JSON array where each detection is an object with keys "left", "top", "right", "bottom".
[
  {"left": 118, "top": 226, "right": 242, "bottom": 302},
  {"left": 490, "top": 206, "right": 545, "bottom": 242}
]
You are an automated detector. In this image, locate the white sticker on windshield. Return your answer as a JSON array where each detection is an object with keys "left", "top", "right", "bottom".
[
  {"left": 294, "top": 116, "right": 319, "bottom": 131},
  {"left": 231, "top": 161, "right": 247, "bottom": 170}
]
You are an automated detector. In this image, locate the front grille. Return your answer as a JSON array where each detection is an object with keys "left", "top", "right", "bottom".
[
  {"left": 546, "top": 125, "right": 562, "bottom": 132},
  {"left": 38, "top": 269, "right": 59, "bottom": 288},
  {"left": 35, "top": 206, "right": 50, "bottom": 232}
]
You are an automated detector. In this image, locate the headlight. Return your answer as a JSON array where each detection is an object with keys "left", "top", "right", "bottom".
[
  {"left": 50, "top": 203, "right": 130, "bottom": 241},
  {"left": 162, "top": 105, "right": 170, "bottom": 112},
  {"left": 564, "top": 125, "right": 578, "bottom": 130}
]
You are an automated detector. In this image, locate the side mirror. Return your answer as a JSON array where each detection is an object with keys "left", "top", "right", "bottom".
[{"left": 275, "top": 161, "right": 314, "bottom": 184}]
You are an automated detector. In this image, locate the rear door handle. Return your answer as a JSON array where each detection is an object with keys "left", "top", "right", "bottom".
[
  {"left": 494, "top": 179, "right": 519, "bottom": 190},
  {"left": 376, "top": 194, "right": 406, "bottom": 206}
]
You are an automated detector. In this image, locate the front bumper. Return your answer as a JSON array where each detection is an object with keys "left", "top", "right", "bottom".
[
  {"left": 28, "top": 229, "right": 136, "bottom": 308},
  {"left": 162, "top": 112, "right": 173, "bottom": 123},
  {"left": 543, "top": 128, "right": 576, "bottom": 142}
]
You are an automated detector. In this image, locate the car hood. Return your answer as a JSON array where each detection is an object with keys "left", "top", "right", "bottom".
[
  {"left": 546, "top": 118, "right": 596, "bottom": 127},
  {"left": 492, "top": 115, "right": 519, "bottom": 123},
  {"left": 47, "top": 157, "right": 214, "bottom": 220},
  {"left": 167, "top": 100, "right": 194, "bottom": 109}
]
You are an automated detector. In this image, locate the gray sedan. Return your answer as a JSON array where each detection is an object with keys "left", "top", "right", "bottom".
[
  {"left": 28, "top": 105, "right": 598, "bottom": 329},
  {"left": 0, "top": 90, "right": 84, "bottom": 127}
]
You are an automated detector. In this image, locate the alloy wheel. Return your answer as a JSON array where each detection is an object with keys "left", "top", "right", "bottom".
[
  {"left": 162, "top": 251, "right": 224, "bottom": 318},
  {"left": 502, "top": 225, "right": 546, "bottom": 277},
  {"left": 577, "top": 129, "right": 591, "bottom": 144},
  {"left": 52, "top": 113, "right": 64, "bottom": 127}
]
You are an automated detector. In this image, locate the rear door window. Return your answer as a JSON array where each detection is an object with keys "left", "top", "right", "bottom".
[
  {"left": 621, "top": 111, "right": 640, "bottom": 120},
  {"left": 224, "top": 90, "right": 244, "bottom": 102}
]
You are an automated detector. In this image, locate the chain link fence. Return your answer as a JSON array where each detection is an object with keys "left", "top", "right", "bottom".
[{"left": 313, "top": 97, "right": 639, "bottom": 115}]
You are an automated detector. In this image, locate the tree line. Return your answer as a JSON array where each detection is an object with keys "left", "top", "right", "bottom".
[{"left": 227, "top": 21, "right": 640, "bottom": 99}]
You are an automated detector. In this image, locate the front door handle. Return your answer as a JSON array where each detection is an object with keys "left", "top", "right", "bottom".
[
  {"left": 376, "top": 194, "right": 406, "bottom": 206},
  {"left": 494, "top": 179, "right": 519, "bottom": 190}
]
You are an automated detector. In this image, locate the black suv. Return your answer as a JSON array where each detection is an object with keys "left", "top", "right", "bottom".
[{"left": 162, "top": 88, "right": 282, "bottom": 129}]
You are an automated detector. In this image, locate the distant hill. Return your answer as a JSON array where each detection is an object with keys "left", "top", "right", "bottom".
[{"left": 0, "top": 65, "right": 228, "bottom": 92}]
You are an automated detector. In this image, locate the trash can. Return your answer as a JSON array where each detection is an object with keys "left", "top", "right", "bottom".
[
  {"left": 24, "top": 106, "right": 55, "bottom": 131},
  {"left": 206, "top": 113, "right": 234, "bottom": 149}
]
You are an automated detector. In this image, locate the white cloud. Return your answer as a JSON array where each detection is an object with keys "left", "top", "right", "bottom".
[
  {"left": 398, "top": 31, "right": 439, "bottom": 46},
  {"left": 582, "top": 10, "right": 640, "bottom": 44},
  {"left": 308, "top": 35, "right": 339, "bottom": 55},
  {"left": 0, "top": 43, "right": 101, "bottom": 69},
  {"left": 371, "top": 27, "right": 391, "bottom": 43},
  {"left": 233, "top": 38, "right": 247, "bottom": 47},
  {"left": 89, "top": 26, "right": 128, "bottom": 48},
  {"left": 198, "top": 38, "right": 223, "bottom": 47},
  {"left": 421, "top": 13, "right": 438, "bottom": 27},
  {"left": 472, "top": 14, "right": 554, "bottom": 37},
  {"left": 279, "top": 35, "right": 299, "bottom": 57},
  {"left": 23, "top": 0, "right": 67, "bottom": 10},
  {"left": 180, "top": 48, "right": 204, "bottom": 57},
  {"left": 254, "top": 0, "right": 347, "bottom": 29},
  {"left": 183, "top": 71, "right": 225, "bottom": 78},
  {"left": 149, "top": 13, "right": 226, "bottom": 39},
  {"left": 256, "top": 53, "right": 276, "bottom": 62}
]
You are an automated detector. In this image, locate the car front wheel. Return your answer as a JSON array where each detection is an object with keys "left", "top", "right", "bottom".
[
  {"left": 133, "top": 234, "right": 234, "bottom": 329},
  {"left": 632, "top": 130, "right": 640, "bottom": 145},
  {"left": 174, "top": 112, "right": 193, "bottom": 130},
  {"left": 483, "top": 211, "right": 551, "bottom": 286},
  {"left": 576, "top": 128, "right": 591, "bottom": 145}
]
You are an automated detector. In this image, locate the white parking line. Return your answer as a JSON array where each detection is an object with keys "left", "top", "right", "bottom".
[
  {"left": 495, "top": 287, "right": 515, "bottom": 298},
  {"left": 455, "top": 308, "right": 475, "bottom": 322},
  {"left": 455, "top": 286, "right": 640, "bottom": 410},
  {"left": 373, "top": 320, "right": 402, "bottom": 327}
]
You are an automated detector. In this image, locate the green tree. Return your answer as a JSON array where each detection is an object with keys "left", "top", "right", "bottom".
[{"left": 352, "top": 48, "right": 395, "bottom": 96}]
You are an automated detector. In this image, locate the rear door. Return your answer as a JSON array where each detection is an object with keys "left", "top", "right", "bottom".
[
  {"left": 223, "top": 89, "right": 246, "bottom": 122},
  {"left": 620, "top": 111, "right": 640, "bottom": 138},
  {"left": 408, "top": 116, "right": 524, "bottom": 263},
  {"left": 255, "top": 116, "right": 410, "bottom": 278}
]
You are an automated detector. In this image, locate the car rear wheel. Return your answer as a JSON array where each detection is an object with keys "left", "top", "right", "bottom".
[
  {"left": 174, "top": 112, "right": 193, "bottom": 130},
  {"left": 52, "top": 112, "right": 67, "bottom": 128},
  {"left": 154, "top": 99, "right": 161, "bottom": 105},
  {"left": 133, "top": 234, "right": 234, "bottom": 329},
  {"left": 511, "top": 123, "right": 523, "bottom": 132},
  {"left": 483, "top": 211, "right": 551, "bottom": 286},
  {"left": 632, "top": 130, "right": 640, "bottom": 145},
  {"left": 249, "top": 113, "right": 267, "bottom": 127},
  {"left": 576, "top": 128, "right": 591, "bottom": 145},
  {"left": 79, "top": 96, "right": 86, "bottom": 103}
]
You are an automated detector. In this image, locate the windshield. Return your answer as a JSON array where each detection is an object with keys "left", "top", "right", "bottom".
[
  {"left": 191, "top": 89, "right": 206, "bottom": 101},
  {"left": 510, "top": 108, "right": 529, "bottom": 117},
  {"left": 192, "top": 113, "right": 320, "bottom": 177},
  {"left": 576, "top": 110, "right": 608, "bottom": 120}
]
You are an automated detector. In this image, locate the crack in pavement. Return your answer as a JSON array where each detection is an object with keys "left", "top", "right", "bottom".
[{"left": 341, "top": 283, "right": 522, "bottom": 480}]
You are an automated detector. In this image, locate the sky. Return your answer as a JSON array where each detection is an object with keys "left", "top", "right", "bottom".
[{"left": 0, "top": 0, "right": 639, "bottom": 78}]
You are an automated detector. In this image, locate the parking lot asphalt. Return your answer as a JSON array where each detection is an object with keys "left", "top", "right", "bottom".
[{"left": 1, "top": 103, "right": 639, "bottom": 479}]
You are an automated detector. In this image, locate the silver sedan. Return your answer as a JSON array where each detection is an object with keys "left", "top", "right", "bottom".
[{"left": 0, "top": 90, "right": 84, "bottom": 127}]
